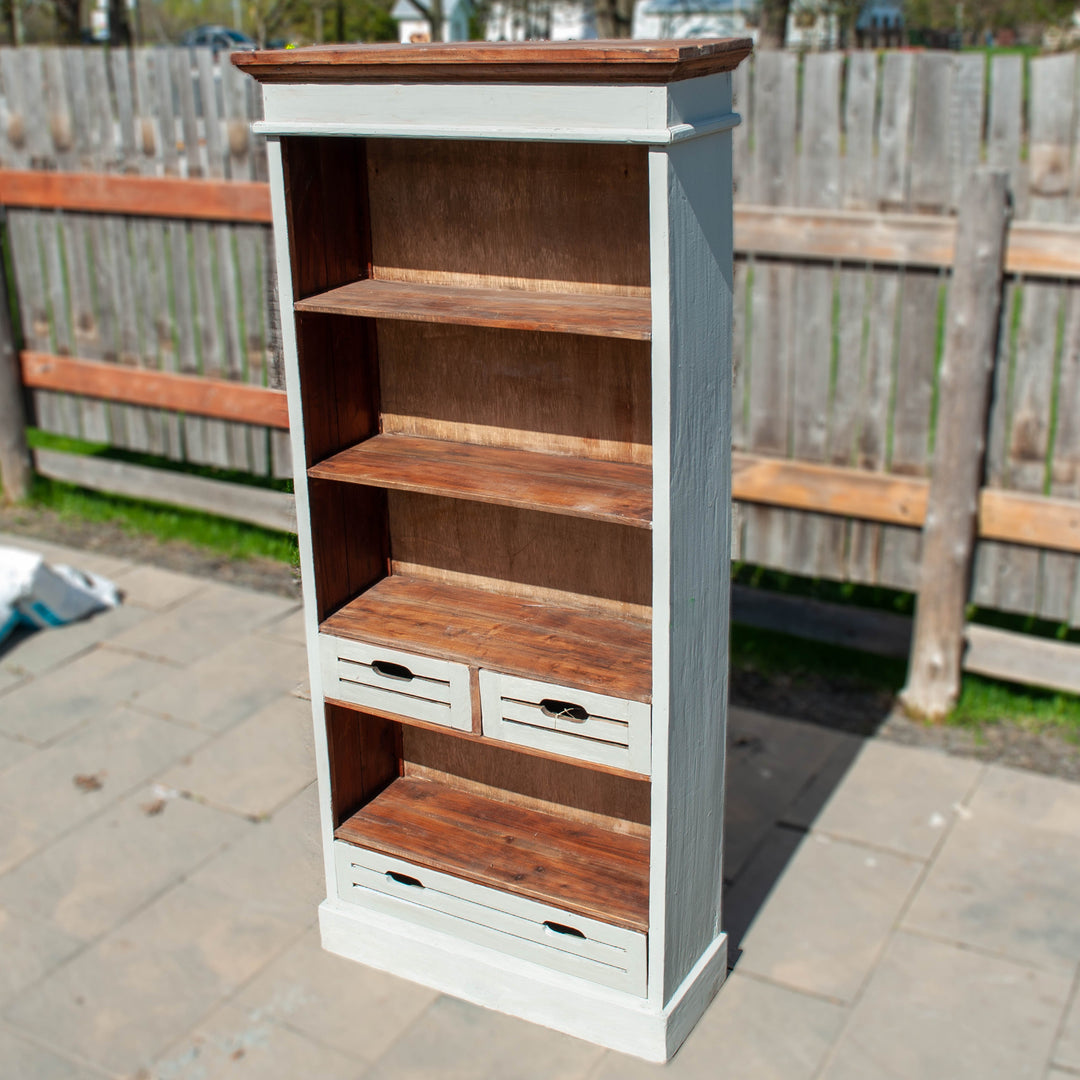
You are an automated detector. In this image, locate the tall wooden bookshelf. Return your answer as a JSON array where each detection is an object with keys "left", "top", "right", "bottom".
[{"left": 236, "top": 39, "right": 750, "bottom": 1062}]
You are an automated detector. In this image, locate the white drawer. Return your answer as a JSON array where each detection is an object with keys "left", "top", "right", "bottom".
[
  {"left": 320, "top": 635, "right": 472, "bottom": 731},
  {"left": 479, "top": 671, "right": 651, "bottom": 774},
  {"left": 334, "top": 842, "right": 647, "bottom": 996}
]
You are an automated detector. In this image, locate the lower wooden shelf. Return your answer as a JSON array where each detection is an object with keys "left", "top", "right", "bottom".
[
  {"left": 334, "top": 775, "right": 650, "bottom": 933},
  {"left": 320, "top": 574, "right": 652, "bottom": 703}
]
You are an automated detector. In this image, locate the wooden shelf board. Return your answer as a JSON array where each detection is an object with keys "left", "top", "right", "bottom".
[
  {"left": 335, "top": 775, "right": 650, "bottom": 932},
  {"left": 309, "top": 434, "right": 652, "bottom": 528},
  {"left": 294, "top": 278, "right": 652, "bottom": 340},
  {"left": 321, "top": 574, "right": 652, "bottom": 703}
]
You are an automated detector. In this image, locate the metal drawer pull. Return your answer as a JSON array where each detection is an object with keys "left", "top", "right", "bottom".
[
  {"left": 386, "top": 870, "right": 424, "bottom": 888},
  {"left": 372, "top": 660, "right": 415, "bottom": 682},
  {"left": 540, "top": 699, "right": 589, "bottom": 722},
  {"left": 543, "top": 920, "right": 586, "bottom": 939}
]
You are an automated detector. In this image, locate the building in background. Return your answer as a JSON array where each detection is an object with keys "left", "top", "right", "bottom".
[
  {"left": 391, "top": 0, "right": 471, "bottom": 41},
  {"left": 633, "top": 0, "right": 753, "bottom": 40}
]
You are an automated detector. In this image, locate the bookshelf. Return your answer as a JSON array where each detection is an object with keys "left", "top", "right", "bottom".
[{"left": 236, "top": 39, "right": 750, "bottom": 1062}]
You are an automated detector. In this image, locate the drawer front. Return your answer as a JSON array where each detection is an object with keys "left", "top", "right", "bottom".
[
  {"left": 320, "top": 635, "right": 472, "bottom": 731},
  {"left": 334, "top": 842, "right": 647, "bottom": 995},
  {"left": 480, "top": 671, "right": 651, "bottom": 774}
]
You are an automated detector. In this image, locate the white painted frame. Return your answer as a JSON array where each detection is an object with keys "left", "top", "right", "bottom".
[{"left": 263, "top": 69, "right": 738, "bottom": 1062}]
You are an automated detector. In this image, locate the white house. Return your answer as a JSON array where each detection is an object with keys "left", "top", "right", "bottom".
[
  {"left": 633, "top": 0, "right": 754, "bottom": 41},
  {"left": 391, "top": 0, "right": 471, "bottom": 41}
]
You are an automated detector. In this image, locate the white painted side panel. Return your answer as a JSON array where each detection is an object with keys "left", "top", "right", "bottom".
[
  {"left": 334, "top": 843, "right": 647, "bottom": 995},
  {"left": 651, "top": 104, "right": 734, "bottom": 1003},
  {"left": 479, "top": 670, "right": 651, "bottom": 774},
  {"left": 259, "top": 82, "right": 667, "bottom": 143},
  {"left": 265, "top": 136, "right": 339, "bottom": 901},
  {"left": 319, "top": 634, "right": 472, "bottom": 730}
]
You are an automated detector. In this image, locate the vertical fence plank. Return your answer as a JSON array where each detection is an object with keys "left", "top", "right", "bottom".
[
  {"left": 790, "top": 51, "right": 843, "bottom": 579},
  {"left": 730, "top": 57, "right": 751, "bottom": 562},
  {"left": 974, "top": 53, "right": 1026, "bottom": 610},
  {"left": 1004, "top": 54, "right": 1076, "bottom": 617},
  {"left": 743, "top": 49, "right": 797, "bottom": 572}
]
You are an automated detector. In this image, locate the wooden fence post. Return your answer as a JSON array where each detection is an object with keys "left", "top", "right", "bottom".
[
  {"left": 0, "top": 212, "right": 32, "bottom": 503},
  {"left": 900, "top": 168, "right": 1010, "bottom": 720}
]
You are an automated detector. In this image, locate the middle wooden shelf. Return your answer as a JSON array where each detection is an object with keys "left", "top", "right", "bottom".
[{"left": 308, "top": 433, "right": 653, "bottom": 528}]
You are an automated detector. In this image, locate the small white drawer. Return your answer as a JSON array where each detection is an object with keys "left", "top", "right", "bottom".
[
  {"left": 320, "top": 635, "right": 472, "bottom": 731},
  {"left": 479, "top": 671, "right": 650, "bottom": 774},
  {"left": 334, "top": 842, "right": 647, "bottom": 996}
]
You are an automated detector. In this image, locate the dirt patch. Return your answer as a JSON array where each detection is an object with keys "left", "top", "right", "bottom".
[{"left": 0, "top": 504, "right": 301, "bottom": 599}]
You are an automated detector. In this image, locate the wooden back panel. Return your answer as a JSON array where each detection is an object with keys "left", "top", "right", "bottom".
[
  {"left": 367, "top": 139, "right": 650, "bottom": 294},
  {"left": 378, "top": 322, "right": 652, "bottom": 464}
]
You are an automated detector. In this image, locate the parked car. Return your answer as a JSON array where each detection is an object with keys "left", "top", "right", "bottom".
[{"left": 180, "top": 25, "right": 257, "bottom": 55}]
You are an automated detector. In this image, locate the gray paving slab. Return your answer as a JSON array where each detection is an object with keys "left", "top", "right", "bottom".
[
  {"left": 0, "top": 603, "right": 149, "bottom": 678},
  {"left": 189, "top": 782, "right": 324, "bottom": 926},
  {"left": 1054, "top": 978, "right": 1080, "bottom": 1071},
  {"left": 4, "top": 882, "right": 301, "bottom": 1077},
  {"left": 902, "top": 791, "right": 1080, "bottom": 974},
  {"left": 0, "top": 732, "right": 33, "bottom": 776},
  {"left": 0, "top": 534, "right": 135, "bottom": 580},
  {"left": 0, "top": 645, "right": 178, "bottom": 745},
  {"left": 0, "top": 705, "right": 206, "bottom": 875},
  {"left": 158, "top": 694, "right": 315, "bottom": 820},
  {"left": 110, "top": 563, "right": 205, "bottom": 611},
  {"left": 134, "top": 633, "right": 309, "bottom": 734},
  {"left": 736, "top": 831, "right": 922, "bottom": 1003},
  {"left": 0, "top": 909, "right": 82, "bottom": 1010},
  {"left": 363, "top": 994, "right": 605, "bottom": 1080},
  {"left": 151, "top": 1002, "right": 361, "bottom": 1080},
  {"left": 818, "top": 931, "right": 1071, "bottom": 1080},
  {"left": 971, "top": 763, "right": 1080, "bottom": 835},
  {"left": 255, "top": 606, "right": 306, "bottom": 648},
  {"left": 231, "top": 927, "right": 438, "bottom": 1064},
  {"left": 590, "top": 972, "right": 846, "bottom": 1080},
  {"left": 105, "top": 582, "right": 295, "bottom": 667},
  {"left": 724, "top": 824, "right": 805, "bottom": 951},
  {"left": 0, "top": 665, "right": 25, "bottom": 694},
  {"left": 0, "top": 1025, "right": 107, "bottom": 1079},
  {"left": 724, "top": 706, "right": 856, "bottom": 880},
  {"left": 0, "top": 784, "right": 246, "bottom": 941},
  {"left": 805, "top": 740, "right": 982, "bottom": 859}
]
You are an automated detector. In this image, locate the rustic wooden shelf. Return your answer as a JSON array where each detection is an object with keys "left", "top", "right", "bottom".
[
  {"left": 308, "top": 434, "right": 653, "bottom": 528},
  {"left": 294, "top": 278, "right": 652, "bottom": 340},
  {"left": 321, "top": 574, "right": 652, "bottom": 704},
  {"left": 335, "top": 775, "right": 650, "bottom": 932}
]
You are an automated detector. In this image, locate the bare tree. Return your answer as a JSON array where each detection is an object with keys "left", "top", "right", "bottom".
[
  {"left": 595, "top": 0, "right": 632, "bottom": 37},
  {"left": 757, "top": 0, "right": 790, "bottom": 47},
  {"left": 405, "top": 0, "right": 444, "bottom": 38}
]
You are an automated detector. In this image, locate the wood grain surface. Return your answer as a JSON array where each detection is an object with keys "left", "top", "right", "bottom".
[
  {"left": 321, "top": 574, "right": 652, "bottom": 702},
  {"left": 234, "top": 38, "right": 753, "bottom": 85},
  {"left": 308, "top": 433, "right": 652, "bottom": 527},
  {"left": 334, "top": 775, "right": 650, "bottom": 931},
  {"left": 295, "top": 278, "right": 651, "bottom": 340}
]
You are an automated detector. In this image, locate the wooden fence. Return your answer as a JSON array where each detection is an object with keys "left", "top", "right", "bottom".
[{"left": 2, "top": 46, "right": 1080, "bottom": 700}]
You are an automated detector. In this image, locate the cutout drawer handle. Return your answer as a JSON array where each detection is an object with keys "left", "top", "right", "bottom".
[
  {"left": 540, "top": 699, "right": 590, "bottom": 722},
  {"left": 386, "top": 870, "right": 424, "bottom": 889},
  {"left": 543, "top": 920, "right": 586, "bottom": 939},
  {"left": 372, "top": 660, "right": 414, "bottom": 682}
]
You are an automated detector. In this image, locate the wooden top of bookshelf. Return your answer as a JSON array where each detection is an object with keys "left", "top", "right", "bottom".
[
  {"left": 234, "top": 39, "right": 752, "bottom": 85},
  {"left": 295, "top": 278, "right": 652, "bottom": 340},
  {"left": 321, "top": 575, "right": 652, "bottom": 703},
  {"left": 309, "top": 434, "right": 652, "bottom": 528},
  {"left": 335, "top": 775, "right": 650, "bottom": 931}
]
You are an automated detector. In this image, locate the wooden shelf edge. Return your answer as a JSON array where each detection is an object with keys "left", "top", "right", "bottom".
[
  {"left": 333, "top": 775, "right": 650, "bottom": 932},
  {"left": 294, "top": 277, "right": 652, "bottom": 340},
  {"left": 308, "top": 434, "right": 653, "bottom": 529}
]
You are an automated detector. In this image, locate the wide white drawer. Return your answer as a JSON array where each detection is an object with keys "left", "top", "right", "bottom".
[
  {"left": 320, "top": 635, "right": 472, "bottom": 731},
  {"left": 334, "top": 842, "right": 647, "bottom": 995},
  {"left": 479, "top": 671, "right": 651, "bottom": 774}
]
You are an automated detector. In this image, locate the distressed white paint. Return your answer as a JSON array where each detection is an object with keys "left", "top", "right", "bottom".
[
  {"left": 479, "top": 669, "right": 651, "bottom": 774},
  {"left": 266, "top": 135, "right": 339, "bottom": 904},
  {"left": 321, "top": 635, "right": 472, "bottom": 730},
  {"left": 335, "top": 843, "right": 647, "bottom": 994},
  {"left": 257, "top": 81, "right": 737, "bottom": 145},
  {"left": 321, "top": 898, "right": 727, "bottom": 1061}
]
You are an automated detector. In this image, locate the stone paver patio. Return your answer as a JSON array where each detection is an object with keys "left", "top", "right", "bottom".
[{"left": 1, "top": 531, "right": 1079, "bottom": 1079}]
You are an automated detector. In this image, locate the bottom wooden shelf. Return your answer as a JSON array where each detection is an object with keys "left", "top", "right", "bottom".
[{"left": 334, "top": 775, "right": 650, "bottom": 933}]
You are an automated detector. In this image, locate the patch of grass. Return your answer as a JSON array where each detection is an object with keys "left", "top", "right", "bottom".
[
  {"left": 26, "top": 474, "right": 298, "bottom": 566},
  {"left": 949, "top": 674, "right": 1080, "bottom": 742}
]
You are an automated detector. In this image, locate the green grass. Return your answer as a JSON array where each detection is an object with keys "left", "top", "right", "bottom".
[{"left": 948, "top": 674, "right": 1080, "bottom": 741}]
